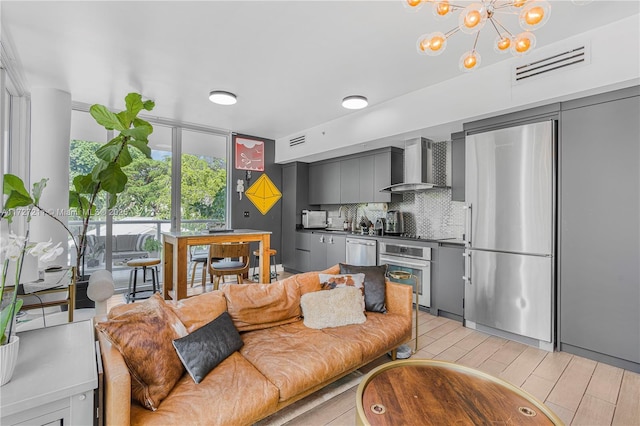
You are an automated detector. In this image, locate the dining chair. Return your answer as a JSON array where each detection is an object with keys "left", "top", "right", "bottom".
[
  {"left": 189, "top": 245, "right": 210, "bottom": 287},
  {"left": 207, "top": 242, "right": 251, "bottom": 290}
]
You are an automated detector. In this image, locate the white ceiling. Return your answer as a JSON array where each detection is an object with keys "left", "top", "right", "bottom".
[{"left": 2, "top": 1, "right": 638, "bottom": 141}]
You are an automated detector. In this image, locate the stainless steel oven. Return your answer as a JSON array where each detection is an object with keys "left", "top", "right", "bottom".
[{"left": 378, "top": 241, "right": 431, "bottom": 308}]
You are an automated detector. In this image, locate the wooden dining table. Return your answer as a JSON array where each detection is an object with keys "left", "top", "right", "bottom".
[{"left": 161, "top": 229, "right": 272, "bottom": 301}]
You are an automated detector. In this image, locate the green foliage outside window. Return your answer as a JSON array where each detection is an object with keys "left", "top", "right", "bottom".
[{"left": 69, "top": 139, "right": 226, "bottom": 221}]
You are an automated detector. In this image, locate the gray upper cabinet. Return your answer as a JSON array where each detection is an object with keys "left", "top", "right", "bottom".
[
  {"left": 373, "top": 151, "right": 403, "bottom": 203},
  {"left": 559, "top": 86, "right": 640, "bottom": 370},
  {"left": 309, "top": 147, "right": 402, "bottom": 205},
  {"left": 340, "top": 158, "right": 360, "bottom": 202},
  {"left": 359, "top": 155, "right": 375, "bottom": 202},
  {"left": 450, "top": 131, "right": 465, "bottom": 202},
  {"left": 309, "top": 161, "right": 341, "bottom": 205}
]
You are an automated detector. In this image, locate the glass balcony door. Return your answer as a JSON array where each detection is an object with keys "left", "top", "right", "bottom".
[{"left": 69, "top": 109, "right": 230, "bottom": 292}]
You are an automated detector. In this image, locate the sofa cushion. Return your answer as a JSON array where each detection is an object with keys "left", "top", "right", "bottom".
[
  {"left": 173, "top": 312, "right": 244, "bottom": 384},
  {"left": 166, "top": 290, "right": 228, "bottom": 333},
  {"left": 95, "top": 293, "right": 188, "bottom": 411},
  {"left": 295, "top": 264, "right": 341, "bottom": 295},
  {"left": 240, "top": 321, "right": 364, "bottom": 401},
  {"left": 319, "top": 311, "right": 412, "bottom": 362},
  {"left": 115, "top": 234, "right": 139, "bottom": 252},
  {"left": 318, "top": 273, "right": 365, "bottom": 293},
  {"left": 301, "top": 287, "right": 366, "bottom": 329},
  {"left": 221, "top": 277, "right": 301, "bottom": 332},
  {"left": 130, "top": 352, "right": 280, "bottom": 425},
  {"left": 340, "top": 263, "right": 388, "bottom": 313}
]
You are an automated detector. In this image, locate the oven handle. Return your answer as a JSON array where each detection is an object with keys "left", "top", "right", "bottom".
[{"left": 379, "top": 255, "right": 430, "bottom": 269}]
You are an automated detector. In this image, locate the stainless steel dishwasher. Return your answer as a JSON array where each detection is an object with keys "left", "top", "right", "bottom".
[{"left": 345, "top": 238, "right": 378, "bottom": 266}]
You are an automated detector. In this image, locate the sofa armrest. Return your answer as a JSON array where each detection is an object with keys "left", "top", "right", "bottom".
[
  {"left": 385, "top": 280, "right": 413, "bottom": 318},
  {"left": 97, "top": 331, "right": 131, "bottom": 426}
]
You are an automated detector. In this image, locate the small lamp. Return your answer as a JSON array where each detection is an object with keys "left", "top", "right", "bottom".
[{"left": 388, "top": 270, "right": 419, "bottom": 354}]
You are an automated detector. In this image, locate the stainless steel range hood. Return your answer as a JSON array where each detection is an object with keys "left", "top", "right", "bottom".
[{"left": 380, "top": 137, "right": 448, "bottom": 193}]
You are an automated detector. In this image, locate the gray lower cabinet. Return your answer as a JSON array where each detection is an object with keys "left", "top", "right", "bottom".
[
  {"left": 559, "top": 86, "right": 640, "bottom": 371},
  {"left": 309, "top": 234, "right": 328, "bottom": 271},
  {"left": 433, "top": 244, "right": 465, "bottom": 321},
  {"left": 325, "top": 234, "right": 346, "bottom": 267},
  {"left": 294, "top": 232, "right": 312, "bottom": 273},
  {"left": 295, "top": 232, "right": 346, "bottom": 272}
]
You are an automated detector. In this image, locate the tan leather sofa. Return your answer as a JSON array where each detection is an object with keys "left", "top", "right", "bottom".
[{"left": 97, "top": 265, "right": 413, "bottom": 425}]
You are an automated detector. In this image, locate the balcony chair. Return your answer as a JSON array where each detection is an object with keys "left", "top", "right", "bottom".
[{"left": 207, "top": 242, "right": 251, "bottom": 290}]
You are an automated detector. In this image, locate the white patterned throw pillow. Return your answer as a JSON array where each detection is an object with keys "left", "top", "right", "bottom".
[{"left": 300, "top": 287, "right": 367, "bottom": 329}]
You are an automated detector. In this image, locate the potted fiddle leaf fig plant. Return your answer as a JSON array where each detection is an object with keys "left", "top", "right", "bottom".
[{"left": 3, "top": 93, "right": 155, "bottom": 306}]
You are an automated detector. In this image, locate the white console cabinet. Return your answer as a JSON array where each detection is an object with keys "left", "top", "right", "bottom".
[{"left": 1, "top": 321, "right": 98, "bottom": 426}]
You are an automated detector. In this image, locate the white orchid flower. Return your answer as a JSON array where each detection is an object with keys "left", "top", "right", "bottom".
[
  {"left": 1, "top": 233, "right": 27, "bottom": 261},
  {"left": 28, "top": 240, "right": 63, "bottom": 263}
]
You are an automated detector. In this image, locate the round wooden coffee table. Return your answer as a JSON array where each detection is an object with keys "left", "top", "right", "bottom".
[{"left": 356, "top": 360, "right": 563, "bottom": 426}]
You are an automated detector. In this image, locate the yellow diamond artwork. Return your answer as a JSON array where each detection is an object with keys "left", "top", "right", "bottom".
[{"left": 245, "top": 174, "right": 282, "bottom": 215}]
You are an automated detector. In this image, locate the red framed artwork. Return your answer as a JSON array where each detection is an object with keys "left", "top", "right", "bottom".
[{"left": 235, "top": 137, "right": 264, "bottom": 171}]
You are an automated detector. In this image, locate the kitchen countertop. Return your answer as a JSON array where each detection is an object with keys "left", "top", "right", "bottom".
[{"left": 297, "top": 228, "right": 464, "bottom": 246}]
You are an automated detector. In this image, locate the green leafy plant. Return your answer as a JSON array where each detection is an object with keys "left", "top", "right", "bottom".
[
  {"left": 1, "top": 184, "right": 63, "bottom": 345},
  {"left": 3, "top": 93, "right": 155, "bottom": 279},
  {"left": 143, "top": 237, "right": 162, "bottom": 253}
]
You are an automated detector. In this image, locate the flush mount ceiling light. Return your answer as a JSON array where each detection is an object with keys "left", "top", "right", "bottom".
[
  {"left": 407, "top": 0, "right": 588, "bottom": 72},
  {"left": 208, "top": 90, "right": 237, "bottom": 105},
  {"left": 342, "top": 95, "right": 368, "bottom": 110}
]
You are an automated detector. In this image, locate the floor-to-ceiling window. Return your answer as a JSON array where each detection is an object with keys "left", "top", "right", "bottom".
[
  {"left": 68, "top": 108, "right": 230, "bottom": 291},
  {"left": 1, "top": 67, "right": 30, "bottom": 237},
  {"left": 180, "top": 129, "right": 228, "bottom": 233}
]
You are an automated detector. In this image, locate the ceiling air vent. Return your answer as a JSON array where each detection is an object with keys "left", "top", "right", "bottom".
[
  {"left": 289, "top": 135, "right": 306, "bottom": 147},
  {"left": 513, "top": 43, "right": 590, "bottom": 85}
]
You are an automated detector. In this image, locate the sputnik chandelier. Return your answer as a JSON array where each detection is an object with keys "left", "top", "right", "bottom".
[{"left": 407, "top": 0, "right": 555, "bottom": 72}]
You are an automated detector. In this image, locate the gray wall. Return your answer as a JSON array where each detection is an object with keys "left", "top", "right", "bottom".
[{"left": 230, "top": 134, "right": 282, "bottom": 264}]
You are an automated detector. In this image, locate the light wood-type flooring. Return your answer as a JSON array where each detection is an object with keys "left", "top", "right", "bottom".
[{"left": 107, "top": 272, "right": 640, "bottom": 426}]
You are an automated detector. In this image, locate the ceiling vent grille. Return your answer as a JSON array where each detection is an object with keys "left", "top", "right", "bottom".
[
  {"left": 289, "top": 135, "right": 306, "bottom": 147},
  {"left": 513, "top": 43, "right": 590, "bottom": 85}
]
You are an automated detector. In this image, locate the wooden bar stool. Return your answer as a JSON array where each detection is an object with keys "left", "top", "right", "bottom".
[
  {"left": 251, "top": 248, "right": 278, "bottom": 282},
  {"left": 126, "top": 258, "right": 161, "bottom": 303}
]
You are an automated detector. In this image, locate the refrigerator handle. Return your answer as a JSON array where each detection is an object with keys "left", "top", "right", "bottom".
[
  {"left": 462, "top": 203, "right": 472, "bottom": 248},
  {"left": 463, "top": 250, "right": 471, "bottom": 285}
]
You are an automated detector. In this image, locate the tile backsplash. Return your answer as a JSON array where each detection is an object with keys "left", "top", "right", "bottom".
[{"left": 322, "top": 188, "right": 464, "bottom": 239}]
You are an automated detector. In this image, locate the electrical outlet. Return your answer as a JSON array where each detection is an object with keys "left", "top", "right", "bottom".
[{"left": 244, "top": 211, "right": 250, "bottom": 218}]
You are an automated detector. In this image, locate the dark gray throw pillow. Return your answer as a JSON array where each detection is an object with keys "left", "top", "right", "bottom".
[
  {"left": 339, "top": 263, "right": 388, "bottom": 313},
  {"left": 172, "top": 311, "right": 243, "bottom": 384}
]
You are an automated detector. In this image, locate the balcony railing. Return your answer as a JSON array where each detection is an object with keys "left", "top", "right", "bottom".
[{"left": 69, "top": 218, "right": 217, "bottom": 293}]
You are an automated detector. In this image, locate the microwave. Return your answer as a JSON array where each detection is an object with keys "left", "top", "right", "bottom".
[{"left": 302, "top": 210, "right": 327, "bottom": 229}]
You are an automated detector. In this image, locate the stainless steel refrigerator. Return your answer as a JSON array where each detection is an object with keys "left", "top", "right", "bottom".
[{"left": 464, "top": 120, "right": 555, "bottom": 345}]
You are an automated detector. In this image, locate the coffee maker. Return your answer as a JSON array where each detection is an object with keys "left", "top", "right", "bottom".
[{"left": 385, "top": 210, "right": 404, "bottom": 235}]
